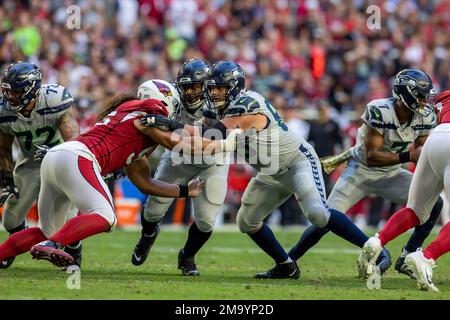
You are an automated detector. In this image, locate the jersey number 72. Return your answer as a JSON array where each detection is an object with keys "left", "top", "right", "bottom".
[{"left": 15, "top": 126, "right": 60, "bottom": 151}]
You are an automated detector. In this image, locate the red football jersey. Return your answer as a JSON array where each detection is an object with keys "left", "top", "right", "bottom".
[
  {"left": 74, "top": 98, "right": 168, "bottom": 175},
  {"left": 436, "top": 90, "right": 450, "bottom": 124}
]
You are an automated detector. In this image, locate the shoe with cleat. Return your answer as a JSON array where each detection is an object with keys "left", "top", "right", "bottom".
[
  {"left": 178, "top": 249, "right": 200, "bottom": 276},
  {"left": 254, "top": 261, "right": 300, "bottom": 279},
  {"left": 30, "top": 240, "right": 75, "bottom": 268}
]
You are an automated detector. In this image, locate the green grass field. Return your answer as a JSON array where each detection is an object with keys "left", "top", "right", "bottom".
[{"left": 1, "top": 226, "right": 449, "bottom": 300}]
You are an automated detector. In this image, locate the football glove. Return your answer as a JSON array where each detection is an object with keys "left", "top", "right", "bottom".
[
  {"left": 140, "top": 114, "right": 184, "bottom": 131},
  {"left": 218, "top": 127, "right": 254, "bottom": 153},
  {"left": 320, "top": 147, "right": 354, "bottom": 174},
  {"left": 0, "top": 171, "right": 20, "bottom": 207},
  {"left": 34, "top": 144, "right": 50, "bottom": 164}
]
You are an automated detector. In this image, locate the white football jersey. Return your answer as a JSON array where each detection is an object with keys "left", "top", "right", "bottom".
[
  {"left": 353, "top": 97, "right": 436, "bottom": 173},
  {"left": 0, "top": 84, "right": 74, "bottom": 165},
  {"left": 171, "top": 100, "right": 204, "bottom": 126},
  {"left": 168, "top": 100, "right": 214, "bottom": 168},
  {"left": 203, "top": 90, "right": 305, "bottom": 175}
]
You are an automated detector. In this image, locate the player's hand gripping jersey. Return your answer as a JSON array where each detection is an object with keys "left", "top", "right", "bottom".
[{"left": 74, "top": 98, "right": 168, "bottom": 175}]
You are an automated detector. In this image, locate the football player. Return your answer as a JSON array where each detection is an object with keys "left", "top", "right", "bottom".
[
  {"left": 289, "top": 69, "right": 442, "bottom": 279},
  {"left": 359, "top": 90, "right": 450, "bottom": 292},
  {"left": 131, "top": 60, "right": 230, "bottom": 276},
  {"left": 138, "top": 60, "right": 390, "bottom": 279},
  {"left": 0, "top": 61, "right": 81, "bottom": 268},
  {"left": 0, "top": 93, "right": 206, "bottom": 268}
]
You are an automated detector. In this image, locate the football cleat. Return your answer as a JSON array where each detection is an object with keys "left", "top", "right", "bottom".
[
  {"left": 254, "top": 261, "right": 300, "bottom": 279},
  {"left": 178, "top": 249, "right": 200, "bottom": 276},
  {"left": 131, "top": 225, "right": 160, "bottom": 266},
  {"left": 405, "top": 250, "right": 439, "bottom": 292},
  {"left": 0, "top": 257, "right": 15, "bottom": 269},
  {"left": 376, "top": 247, "right": 392, "bottom": 275},
  {"left": 395, "top": 247, "right": 416, "bottom": 279},
  {"left": 357, "top": 235, "right": 383, "bottom": 279},
  {"left": 30, "top": 240, "right": 74, "bottom": 268},
  {"left": 64, "top": 241, "right": 82, "bottom": 268}
]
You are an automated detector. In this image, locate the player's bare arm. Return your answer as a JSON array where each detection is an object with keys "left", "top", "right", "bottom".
[
  {"left": 219, "top": 114, "right": 268, "bottom": 131},
  {"left": 57, "top": 110, "right": 80, "bottom": 141},
  {"left": 124, "top": 156, "right": 202, "bottom": 198},
  {"left": 0, "top": 130, "right": 14, "bottom": 172},
  {"left": 365, "top": 126, "right": 408, "bottom": 167},
  {"left": 414, "top": 135, "right": 428, "bottom": 148},
  {"left": 176, "top": 113, "right": 267, "bottom": 151},
  {"left": 179, "top": 114, "right": 267, "bottom": 132},
  {"left": 137, "top": 112, "right": 267, "bottom": 153},
  {"left": 407, "top": 135, "right": 429, "bottom": 163},
  {"left": 134, "top": 119, "right": 239, "bottom": 155}
]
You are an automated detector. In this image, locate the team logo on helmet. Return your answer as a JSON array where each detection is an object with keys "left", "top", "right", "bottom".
[{"left": 153, "top": 81, "right": 173, "bottom": 97}]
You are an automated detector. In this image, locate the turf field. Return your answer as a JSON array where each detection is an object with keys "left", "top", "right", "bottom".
[{"left": 1, "top": 226, "right": 450, "bottom": 300}]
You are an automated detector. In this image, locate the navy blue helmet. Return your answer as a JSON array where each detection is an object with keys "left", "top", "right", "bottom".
[
  {"left": 1, "top": 61, "right": 42, "bottom": 112},
  {"left": 175, "top": 59, "right": 210, "bottom": 111},
  {"left": 392, "top": 69, "right": 434, "bottom": 117},
  {"left": 205, "top": 60, "right": 245, "bottom": 110}
]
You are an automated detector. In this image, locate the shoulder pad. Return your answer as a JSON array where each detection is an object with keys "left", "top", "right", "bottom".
[
  {"left": 362, "top": 99, "right": 397, "bottom": 130},
  {"left": 0, "top": 96, "right": 7, "bottom": 114},
  {"left": 0, "top": 97, "right": 16, "bottom": 133},
  {"left": 224, "top": 94, "right": 261, "bottom": 117},
  {"left": 37, "top": 85, "right": 74, "bottom": 115},
  {"left": 366, "top": 104, "right": 384, "bottom": 122},
  {"left": 0, "top": 96, "right": 17, "bottom": 124}
]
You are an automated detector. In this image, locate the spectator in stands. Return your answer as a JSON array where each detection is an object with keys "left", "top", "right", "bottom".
[{"left": 307, "top": 101, "right": 343, "bottom": 193}]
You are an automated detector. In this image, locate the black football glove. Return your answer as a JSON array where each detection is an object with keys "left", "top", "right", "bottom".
[
  {"left": 0, "top": 171, "right": 20, "bottom": 207},
  {"left": 102, "top": 168, "right": 126, "bottom": 183},
  {"left": 34, "top": 144, "right": 50, "bottom": 164},
  {"left": 140, "top": 115, "right": 184, "bottom": 131}
]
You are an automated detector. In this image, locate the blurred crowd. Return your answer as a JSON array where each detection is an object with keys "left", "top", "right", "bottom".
[{"left": 1, "top": 0, "right": 450, "bottom": 227}]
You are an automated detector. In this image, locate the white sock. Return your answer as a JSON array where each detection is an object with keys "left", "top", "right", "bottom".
[{"left": 280, "top": 257, "right": 293, "bottom": 264}]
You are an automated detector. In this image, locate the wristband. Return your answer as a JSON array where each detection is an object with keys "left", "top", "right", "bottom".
[
  {"left": 399, "top": 151, "right": 411, "bottom": 163},
  {"left": 178, "top": 184, "right": 189, "bottom": 197}
]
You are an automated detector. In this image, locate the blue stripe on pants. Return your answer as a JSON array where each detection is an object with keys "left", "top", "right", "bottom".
[{"left": 298, "top": 144, "right": 328, "bottom": 208}]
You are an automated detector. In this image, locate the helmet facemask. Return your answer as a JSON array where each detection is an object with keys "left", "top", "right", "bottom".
[
  {"left": 204, "top": 60, "right": 246, "bottom": 110},
  {"left": 176, "top": 82, "right": 205, "bottom": 111},
  {"left": 401, "top": 86, "right": 434, "bottom": 117},
  {"left": 205, "top": 82, "right": 233, "bottom": 110},
  {"left": 393, "top": 73, "right": 435, "bottom": 117},
  {"left": 1, "top": 69, "right": 41, "bottom": 112}
]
